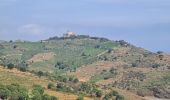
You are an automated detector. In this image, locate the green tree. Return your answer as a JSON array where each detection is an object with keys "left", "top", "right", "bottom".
[
  {"left": 37, "top": 71, "right": 44, "bottom": 77},
  {"left": 0, "top": 85, "right": 10, "bottom": 99},
  {"left": 51, "top": 96, "right": 58, "bottom": 100},
  {"left": 73, "top": 78, "right": 79, "bottom": 83},
  {"left": 42, "top": 94, "right": 51, "bottom": 100},
  {"left": 96, "top": 90, "right": 102, "bottom": 97},
  {"left": 48, "top": 83, "right": 55, "bottom": 89},
  {"left": 7, "top": 63, "right": 14, "bottom": 69},
  {"left": 76, "top": 95, "right": 84, "bottom": 100},
  {"left": 116, "top": 95, "right": 124, "bottom": 100}
]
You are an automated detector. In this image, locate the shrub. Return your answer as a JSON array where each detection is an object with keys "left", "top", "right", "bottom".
[
  {"left": 76, "top": 95, "right": 84, "bottom": 100},
  {"left": 51, "top": 96, "right": 58, "bottom": 100},
  {"left": 0, "top": 85, "right": 10, "bottom": 99},
  {"left": 7, "top": 63, "right": 14, "bottom": 69},
  {"left": 19, "top": 67, "right": 27, "bottom": 72},
  {"left": 73, "top": 78, "right": 79, "bottom": 83},
  {"left": 132, "top": 63, "right": 138, "bottom": 67},
  {"left": 96, "top": 90, "right": 102, "bottom": 97},
  {"left": 32, "top": 84, "right": 44, "bottom": 95},
  {"left": 13, "top": 45, "right": 17, "bottom": 49},
  {"left": 116, "top": 95, "right": 124, "bottom": 100},
  {"left": 48, "top": 83, "right": 55, "bottom": 89},
  {"left": 69, "top": 77, "right": 74, "bottom": 81},
  {"left": 37, "top": 71, "right": 44, "bottom": 77},
  {"left": 152, "top": 64, "right": 160, "bottom": 68},
  {"left": 110, "top": 68, "right": 117, "bottom": 74},
  {"left": 42, "top": 94, "right": 51, "bottom": 100},
  {"left": 80, "top": 83, "right": 91, "bottom": 93},
  {"left": 108, "top": 49, "right": 112, "bottom": 53}
]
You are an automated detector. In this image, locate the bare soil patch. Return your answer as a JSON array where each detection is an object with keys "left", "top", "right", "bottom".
[{"left": 28, "top": 52, "right": 56, "bottom": 63}]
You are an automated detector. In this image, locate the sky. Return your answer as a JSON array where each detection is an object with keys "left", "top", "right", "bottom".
[{"left": 0, "top": 0, "right": 170, "bottom": 53}]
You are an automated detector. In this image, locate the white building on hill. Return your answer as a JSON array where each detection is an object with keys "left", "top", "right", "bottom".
[{"left": 63, "top": 31, "right": 76, "bottom": 37}]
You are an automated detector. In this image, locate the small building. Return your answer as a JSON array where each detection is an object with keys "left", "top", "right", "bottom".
[{"left": 63, "top": 31, "right": 76, "bottom": 38}]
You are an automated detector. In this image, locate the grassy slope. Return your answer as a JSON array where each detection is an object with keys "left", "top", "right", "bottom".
[
  {"left": 0, "top": 66, "right": 92, "bottom": 100},
  {"left": 0, "top": 38, "right": 119, "bottom": 73}
]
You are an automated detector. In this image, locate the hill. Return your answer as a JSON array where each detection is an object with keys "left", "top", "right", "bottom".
[
  {"left": 0, "top": 66, "right": 92, "bottom": 100},
  {"left": 0, "top": 34, "right": 170, "bottom": 100}
]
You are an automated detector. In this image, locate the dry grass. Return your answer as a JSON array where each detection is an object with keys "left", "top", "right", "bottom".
[
  {"left": 28, "top": 52, "right": 56, "bottom": 63},
  {"left": 0, "top": 67, "right": 92, "bottom": 100},
  {"left": 115, "top": 88, "right": 146, "bottom": 100},
  {"left": 69, "top": 61, "right": 125, "bottom": 82}
]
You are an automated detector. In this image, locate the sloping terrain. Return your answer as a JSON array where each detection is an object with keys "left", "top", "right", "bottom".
[
  {"left": 0, "top": 66, "right": 92, "bottom": 100},
  {"left": 0, "top": 35, "right": 170, "bottom": 99}
]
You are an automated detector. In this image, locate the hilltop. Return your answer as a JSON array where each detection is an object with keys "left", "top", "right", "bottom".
[{"left": 0, "top": 33, "right": 170, "bottom": 100}]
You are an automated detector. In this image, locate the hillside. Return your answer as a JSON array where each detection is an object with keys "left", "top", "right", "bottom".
[
  {"left": 0, "top": 66, "right": 92, "bottom": 100},
  {"left": 0, "top": 35, "right": 170, "bottom": 100}
]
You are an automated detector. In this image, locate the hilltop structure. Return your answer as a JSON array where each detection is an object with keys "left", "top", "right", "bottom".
[{"left": 63, "top": 31, "right": 76, "bottom": 38}]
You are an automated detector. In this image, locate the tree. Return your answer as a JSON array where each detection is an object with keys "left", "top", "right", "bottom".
[
  {"left": 42, "top": 94, "right": 51, "bottom": 100},
  {"left": 76, "top": 95, "right": 84, "bottom": 100},
  {"left": 7, "top": 63, "right": 14, "bottom": 69},
  {"left": 108, "top": 49, "right": 112, "bottom": 53},
  {"left": 13, "top": 45, "right": 17, "bottom": 49},
  {"left": 48, "top": 83, "right": 55, "bottom": 89},
  {"left": 19, "top": 67, "right": 27, "bottom": 72},
  {"left": 51, "top": 96, "right": 58, "bottom": 100},
  {"left": 96, "top": 90, "right": 102, "bottom": 97},
  {"left": 110, "top": 68, "right": 117, "bottom": 74},
  {"left": 37, "top": 71, "right": 44, "bottom": 77},
  {"left": 0, "top": 85, "right": 10, "bottom": 99},
  {"left": 73, "top": 78, "right": 79, "bottom": 83},
  {"left": 116, "top": 95, "right": 124, "bottom": 100}
]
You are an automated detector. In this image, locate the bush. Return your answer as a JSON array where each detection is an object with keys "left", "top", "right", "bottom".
[
  {"left": 19, "top": 67, "right": 27, "bottom": 72},
  {"left": 32, "top": 84, "right": 44, "bottom": 95},
  {"left": 48, "top": 83, "right": 55, "bottom": 89},
  {"left": 110, "top": 68, "right": 117, "bottom": 74},
  {"left": 73, "top": 78, "right": 79, "bottom": 83},
  {"left": 80, "top": 83, "right": 91, "bottom": 93},
  {"left": 7, "top": 63, "right": 14, "bottom": 69},
  {"left": 116, "top": 95, "right": 124, "bottom": 100},
  {"left": 0, "top": 84, "right": 29, "bottom": 100},
  {"left": 132, "top": 63, "right": 138, "bottom": 67},
  {"left": 0, "top": 85, "right": 10, "bottom": 99},
  {"left": 96, "top": 90, "right": 102, "bottom": 97},
  {"left": 42, "top": 94, "right": 51, "bottom": 100},
  {"left": 37, "top": 71, "right": 44, "bottom": 77},
  {"left": 152, "top": 64, "right": 160, "bottom": 68},
  {"left": 51, "top": 96, "right": 58, "bottom": 100},
  {"left": 76, "top": 95, "right": 84, "bottom": 100}
]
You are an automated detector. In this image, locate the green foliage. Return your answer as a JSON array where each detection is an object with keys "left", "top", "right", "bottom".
[
  {"left": 48, "top": 83, "right": 55, "bottom": 89},
  {"left": 32, "top": 84, "right": 44, "bottom": 95},
  {"left": 73, "top": 78, "right": 79, "bottom": 83},
  {"left": 76, "top": 95, "right": 84, "bottom": 100},
  {"left": 80, "top": 83, "right": 92, "bottom": 93},
  {"left": 0, "top": 83, "right": 29, "bottom": 100},
  {"left": 0, "top": 85, "right": 10, "bottom": 99},
  {"left": 116, "top": 95, "right": 124, "bottom": 100},
  {"left": 109, "top": 68, "right": 117, "bottom": 74},
  {"left": 37, "top": 71, "right": 44, "bottom": 77},
  {"left": 95, "top": 90, "right": 102, "bottom": 97},
  {"left": 7, "top": 63, "right": 14, "bottom": 69},
  {"left": 103, "top": 90, "right": 123, "bottom": 100},
  {"left": 19, "top": 67, "right": 27, "bottom": 72}
]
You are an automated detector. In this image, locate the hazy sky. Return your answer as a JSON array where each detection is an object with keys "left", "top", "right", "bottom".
[{"left": 0, "top": 0, "right": 170, "bottom": 53}]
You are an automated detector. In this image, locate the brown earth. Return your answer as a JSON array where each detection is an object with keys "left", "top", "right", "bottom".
[
  {"left": 28, "top": 52, "right": 56, "bottom": 63},
  {"left": 69, "top": 61, "right": 125, "bottom": 82}
]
